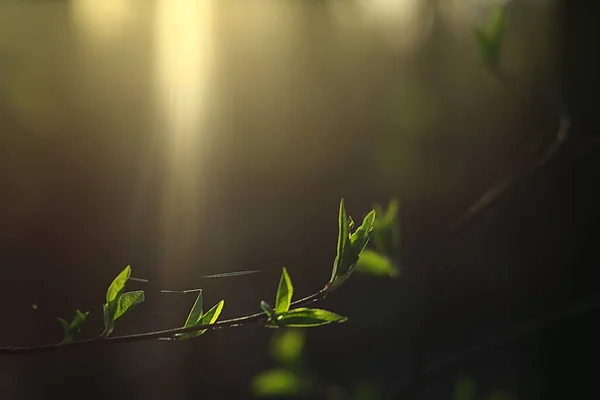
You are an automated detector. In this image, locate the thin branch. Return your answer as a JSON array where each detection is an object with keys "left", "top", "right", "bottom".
[
  {"left": 0, "top": 289, "right": 327, "bottom": 355},
  {"left": 448, "top": 67, "right": 571, "bottom": 233}
]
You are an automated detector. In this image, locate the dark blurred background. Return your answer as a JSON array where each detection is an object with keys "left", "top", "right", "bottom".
[{"left": 0, "top": 0, "right": 598, "bottom": 399}]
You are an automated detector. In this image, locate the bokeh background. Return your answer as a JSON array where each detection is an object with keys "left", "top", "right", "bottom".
[{"left": 0, "top": 0, "right": 597, "bottom": 399}]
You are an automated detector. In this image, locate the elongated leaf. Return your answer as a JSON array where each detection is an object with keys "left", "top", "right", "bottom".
[
  {"left": 72, "top": 309, "right": 89, "bottom": 331},
  {"left": 251, "top": 369, "right": 304, "bottom": 396},
  {"left": 271, "top": 308, "right": 347, "bottom": 328},
  {"left": 177, "top": 300, "right": 224, "bottom": 339},
  {"left": 350, "top": 209, "right": 376, "bottom": 253},
  {"left": 57, "top": 318, "right": 71, "bottom": 341},
  {"left": 356, "top": 250, "right": 399, "bottom": 277},
  {"left": 261, "top": 301, "right": 274, "bottom": 318},
  {"left": 329, "top": 204, "right": 376, "bottom": 291},
  {"left": 106, "top": 265, "right": 131, "bottom": 304},
  {"left": 113, "top": 290, "right": 145, "bottom": 321},
  {"left": 270, "top": 329, "right": 305, "bottom": 366},
  {"left": 183, "top": 290, "right": 204, "bottom": 328},
  {"left": 329, "top": 199, "right": 350, "bottom": 286},
  {"left": 58, "top": 309, "right": 89, "bottom": 344},
  {"left": 102, "top": 303, "right": 114, "bottom": 337},
  {"left": 474, "top": 5, "right": 507, "bottom": 68},
  {"left": 198, "top": 300, "right": 224, "bottom": 326},
  {"left": 275, "top": 267, "right": 293, "bottom": 314}
]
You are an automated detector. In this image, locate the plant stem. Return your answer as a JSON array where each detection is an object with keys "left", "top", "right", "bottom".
[{"left": 0, "top": 289, "right": 328, "bottom": 355}]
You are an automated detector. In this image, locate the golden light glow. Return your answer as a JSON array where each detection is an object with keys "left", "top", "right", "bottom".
[
  {"left": 153, "top": 0, "right": 214, "bottom": 274},
  {"left": 69, "top": 0, "right": 133, "bottom": 44}
]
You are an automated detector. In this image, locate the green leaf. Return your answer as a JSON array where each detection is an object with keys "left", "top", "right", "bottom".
[
  {"left": 270, "top": 329, "right": 305, "bottom": 366},
  {"left": 183, "top": 290, "right": 204, "bottom": 328},
  {"left": 355, "top": 249, "right": 399, "bottom": 277},
  {"left": 251, "top": 369, "right": 305, "bottom": 397},
  {"left": 106, "top": 265, "right": 131, "bottom": 304},
  {"left": 58, "top": 309, "right": 89, "bottom": 344},
  {"left": 177, "top": 299, "right": 224, "bottom": 339},
  {"left": 372, "top": 199, "right": 401, "bottom": 257},
  {"left": 270, "top": 308, "right": 348, "bottom": 328},
  {"left": 198, "top": 300, "right": 224, "bottom": 326},
  {"left": 454, "top": 377, "right": 475, "bottom": 400},
  {"left": 113, "top": 290, "right": 145, "bottom": 321},
  {"left": 102, "top": 303, "right": 114, "bottom": 337},
  {"left": 329, "top": 199, "right": 351, "bottom": 287},
  {"left": 350, "top": 209, "right": 376, "bottom": 253},
  {"left": 261, "top": 301, "right": 274, "bottom": 318},
  {"left": 275, "top": 267, "right": 293, "bottom": 314},
  {"left": 328, "top": 200, "right": 376, "bottom": 291},
  {"left": 474, "top": 5, "right": 507, "bottom": 68}
]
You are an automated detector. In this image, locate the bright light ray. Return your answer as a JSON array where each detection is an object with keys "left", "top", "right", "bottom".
[{"left": 153, "top": 0, "right": 214, "bottom": 276}]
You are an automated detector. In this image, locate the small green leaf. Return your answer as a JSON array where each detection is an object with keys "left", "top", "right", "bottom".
[
  {"left": 102, "top": 303, "right": 114, "bottom": 337},
  {"left": 275, "top": 267, "right": 293, "bottom": 314},
  {"left": 113, "top": 290, "right": 145, "bottom": 321},
  {"left": 329, "top": 199, "right": 351, "bottom": 287},
  {"left": 198, "top": 300, "right": 224, "bottom": 326},
  {"left": 177, "top": 299, "right": 224, "bottom": 339},
  {"left": 328, "top": 200, "right": 376, "bottom": 291},
  {"left": 251, "top": 369, "right": 305, "bottom": 397},
  {"left": 183, "top": 290, "right": 204, "bottom": 328},
  {"left": 350, "top": 209, "right": 376, "bottom": 253},
  {"left": 31, "top": 304, "right": 38, "bottom": 311},
  {"left": 454, "top": 377, "right": 475, "bottom": 400},
  {"left": 106, "top": 265, "right": 131, "bottom": 304},
  {"left": 356, "top": 249, "right": 400, "bottom": 277},
  {"left": 372, "top": 199, "right": 401, "bottom": 257},
  {"left": 261, "top": 301, "right": 274, "bottom": 318},
  {"left": 58, "top": 309, "right": 89, "bottom": 344},
  {"left": 270, "top": 329, "right": 305, "bottom": 366},
  {"left": 474, "top": 5, "right": 507, "bottom": 68},
  {"left": 270, "top": 308, "right": 348, "bottom": 328}
]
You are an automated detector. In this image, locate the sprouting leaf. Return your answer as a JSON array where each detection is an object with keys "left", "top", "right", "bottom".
[
  {"left": 270, "top": 329, "right": 305, "bottom": 366},
  {"left": 355, "top": 249, "right": 400, "bottom": 277},
  {"left": 176, "top": 299, "right": 224, "bottom": 339},
  {"left": 251, "top": 369, "right": 305, "bottom": 397},
  {"left": 474, "top": 5, "right": 507, "bottom": 68},
  {"left": 269, "top": 308, "right": 348, "bottom": 328},
  {"left": 198, "top": 300, "right": 224, "bottom": 326},
  {"left": 328, "top": 199, "right": 376, "bottom": 291},
  {"left": 261, "top": 301, "right": 274, "bottom": 318},
  {"left": 275, "top": 267, "right": 293, "bottom": 314},
  {"left": 113, "top": 290, "right": 145, "bottom": 321},
  {"left": 106, "top": 265, "right": 131, "bottom": 304},
  {"left": 57, "top": 309, "right": 89, "bottom": 344},
  {"left": 102, "top": 266, "right": 139, "bottom": 337},
  {"left": 31, "top": 304, "right": 38, "bottom": 311},
  {"left": 102, "top": 303, "right": 114, "bottom": 337},
  {"left": 183, "top": 290, "right": 204, "bottom": 328},
  {"left": 454, "top": 377, "right": 476, "bottom": 400},
  {"left": 372, "top": 199, "right": 401, "bottom": 257}
]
